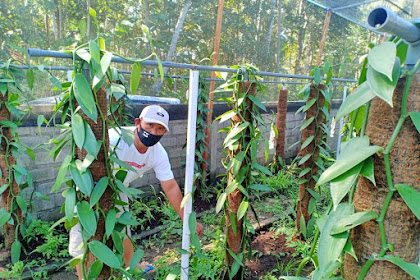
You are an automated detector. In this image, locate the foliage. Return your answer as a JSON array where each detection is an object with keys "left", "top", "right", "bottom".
[
  {"left": 284, "top": 38, "right": 420, "bottom": 279},
  {"left": 43, "top": 11, "right": 164, "bottom": 277},
  {"left": 0, "top": 59, "right": 37, "bottom": 264},
  {"left": 214, "top": 64, "right": 274, "bottom": 279},
  {"left": 0, "top": 219, "right": 69, "bottom": 279}
]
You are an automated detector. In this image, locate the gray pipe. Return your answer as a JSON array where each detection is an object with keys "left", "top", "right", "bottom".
[
  {"left": 368, "top": 7, "right": 420, "bottom": 66},
  {"left": 368, "top": 8, "right": 420, "bottom": 43}
]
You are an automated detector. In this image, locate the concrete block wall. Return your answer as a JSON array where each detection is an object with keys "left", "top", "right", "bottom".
[{"left": 14, "top": 100, "right": 341, "bottom": 221}]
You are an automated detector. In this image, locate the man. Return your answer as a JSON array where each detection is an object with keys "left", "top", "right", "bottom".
[{"left": 70, "top": 105, "right": 203, "bottom": 279}]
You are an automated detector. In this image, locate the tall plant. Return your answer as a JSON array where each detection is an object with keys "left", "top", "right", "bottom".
[
  {"left": 0, "top": 60, "right": 35, "bottom": 264},
  {"left": 47, "top": 10, "right": 163, "bottom": 279},
  {"left": 284, "top": 40, "right": 420, "bottom": 280},
  {"left": 215, "top": 65, "right": 272, "bottom": 279},
  {"left": 295, "top": 63, "right": 332, "bottom": 240}
]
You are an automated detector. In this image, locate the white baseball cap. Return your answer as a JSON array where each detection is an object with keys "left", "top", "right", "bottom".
[{"left": 139, "top": 105, "right": 170, "bottom": 132}]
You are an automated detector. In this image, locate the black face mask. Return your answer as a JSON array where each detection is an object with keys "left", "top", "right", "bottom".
[{"left": 137, "top": 126, "right": 162, "bottom": 147}]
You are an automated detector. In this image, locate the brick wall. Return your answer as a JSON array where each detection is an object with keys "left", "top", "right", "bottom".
[{"left": 16, "top": 101, "right": 341, "bottom": 221}]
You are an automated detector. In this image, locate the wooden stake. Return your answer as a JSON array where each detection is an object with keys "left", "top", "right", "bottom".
[{"left": 316, "top": 10, "right": 332, "bottom": 66}]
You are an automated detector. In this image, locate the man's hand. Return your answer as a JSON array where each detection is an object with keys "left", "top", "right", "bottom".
[{"left": 196, "top": 222, "right": 204, "bottom": 238}]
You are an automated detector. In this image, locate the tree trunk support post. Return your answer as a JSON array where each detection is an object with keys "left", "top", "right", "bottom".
[{"left": 316, "top": 9, "right": 332, "bottom": 66}]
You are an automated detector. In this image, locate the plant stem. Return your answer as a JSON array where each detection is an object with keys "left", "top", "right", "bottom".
[
  {"left": 360, "top": 101, "right": 371, "bottom": 137},
  {"left": 296, "top": 228, "right": 320, "bottom": 276}
]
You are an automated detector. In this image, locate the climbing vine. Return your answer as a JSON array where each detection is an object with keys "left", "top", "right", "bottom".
[
  {"left": 283, "top": 39, "right": 420, "bottom": 280},
  {"left": 215, "top": 65, "right": 272, "bottom": 279},
  {"left": 46, "top": 10, "right": 163, "bottom": 279},
  {"left": 0, "top": 60, "right": 35, "bottom": 264},
  {"left": 295, "top": 62, "right": 332, "bottom": 240}
]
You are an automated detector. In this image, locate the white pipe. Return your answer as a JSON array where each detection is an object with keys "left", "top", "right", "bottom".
[
  {"left": 336, "top": 86, "right": 348, "bottom": 159},
  {"left": 180, "top": 70, "right": 199, "bottom": 280}
]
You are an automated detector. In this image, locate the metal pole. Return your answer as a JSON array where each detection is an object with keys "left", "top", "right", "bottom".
[
  {"left": 180, "top": 70, "right": 199, "bottom": 280},
  {"left": 336, "top": 86, "right": 347, "bottom": 159},
  {"left": 27, "top": 48, "right": 357, "bottom": 83}
]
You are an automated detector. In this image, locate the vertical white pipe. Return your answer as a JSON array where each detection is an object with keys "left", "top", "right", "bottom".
[
  {"left": 336, "top": 86, "right": 347, "bottom": 159},
  {"left": 180, "top": 70, "right": 199, "bottom": 280}
]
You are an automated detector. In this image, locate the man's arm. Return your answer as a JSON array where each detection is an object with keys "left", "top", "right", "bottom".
[{"left": 160, "top": 178, "right": 203, "bottom": 237}]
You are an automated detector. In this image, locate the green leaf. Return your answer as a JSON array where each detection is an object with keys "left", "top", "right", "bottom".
[
  {"left": 130, "top": 62, "right": 141, "bottom": 94},
  {"left": 298, "top": 153, "right": 312, "bottom": 166},
  {"left": 93, "top": 51, "right": 113, "bottom": 88},
  {"left": 318, "top": 136, "right": 382, "bottom": 185},
  {"left": 16, "top": 196, "right": 27, "bottom": 213},
  {"left": 26, "top": 68, "right": 34, "bottom": 90},
  {"left": 396, "top": 42, "right": 408, "bottom": 64},
  {"left": 409, "top": 111, "right": 420, "bottom": 134},
  {"left": 302, "top": 98, "right": 317, "bottom": 113},
  {"left": 105, "top": 209, "right": 116, "bottom": 238},
  {"left": 217, "top": 110, "right": 237, "bottom": 124},
  {"left": 129, "top": 249, "right": 144, "bottom": 270},
  {"left": 331, "top": 211, "right": 378, "bottom": 234},
  {"left": 223, "top": 122, "right": 249, "bottom": 147},
  {"left": 52, "top": 155, "right": 71, "bottom": 192},
  {"left": 76, "top": 48, "right": 91, "bottom": 63},
  {"left": 89, "top": 40, "right": 100, "bottom": 64},
  {"left": 0, "top": 208, "right": 11, "bottom": 228},
  {"left": 65, "top": 188, "right": 76, "bottom": 222},
  {"left": 156, "top": 55, "right": 164, "bottom": 82},
  {"left": 87, "top": 260, "right": 103, "bottom": 280},
  {"left": 72, "top": 114, "right": 85, "bottom": 149},
  {"left": 313, "top": 67, "right": 321, "bottom": 85},
  {"left": 237, "top": 200, "right": 248, "bottom": 220},
  {"left": 70, "top": 164, "right": 93, "bottom": 196},
  {"left": 89, "top": 8, "right": 97, "bottom": 20},
  {"left": 90, "top": 177, "right": 109, "bottom": 207},
  {"left": 216, "top": 193, "right": 226, "bottom": 213},
  {"left": 251, "top": 163, "right": 273, "bottom": 176},
  {"left": 11, "top": 240, "right": 21, "bottom": 264},
  {"left": 379, "top": 255, "right": 420, "bottom": 280},
  {"left": 395, "top": 184, "right": 420, "bottom": 220},
  {"left": 360, "top": 157, "right": 375, "bottom": 186},
  {"left": 247, "top": 94, "right": 266, "bottom": 111},
  {"left": 318, "top": 203, "right": 354, "bottom": 275},
  {"left": 301, "top": 135, "right": 315, "bottom": 150},
  {"left": 279, "top": 277, "right": 308, "bottom": 280},
  {"left": 330, "top": 162, "right": 363, "bottom": 210},
  {"left": 83, "top": 122, "right": 99, "bottom": 157},
  {"left": 335, "top": 82, "right": 376, "bottom": 121},
  {"left": 366, "top": 58, "right": 400, "bottom": 107},
  {"left": 73, "top": 73, "right": 97, "bottom": 121},
  {"left": 231, "top": 151, "right": 244, "bottom": 176},
  {"left": 77, "top": 201, "right": 97, "bottom": 236},
  {"left": 300, "top": 215, "right": 307, "bottom": 239},
  {"left": 112, "top": 231, "right": 123, "bottom": 253},
  {"left": 227, "top": 249, "right": 243, "bottom": 266},
  {"left": 343, "top": 238, "right": 358, "bottom": 261},
  {"left": 88, "top": 241, "right": 121, "bottom": 268},
  {"left": 248, "top": 184, "right": 271, "bottom": 191},
  {"left": 300, "top": 116, "right": 315, "bottom": 131},
  {"left": 368, "top": 42, "right": 396, "bottom": 81},
  {"left": 299, "top": 168, "right": 311, "bottom": 178},
  {"left": 307, "top": 188, "right": 320, "bottom": 201}
]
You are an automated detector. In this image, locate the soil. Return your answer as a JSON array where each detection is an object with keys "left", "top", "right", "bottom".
[
  {"left": 246, "top": 231, "right": 295, "bottom": 279},
  {"left": 0, "top": 193, "right": 298, "bottom": 279}
]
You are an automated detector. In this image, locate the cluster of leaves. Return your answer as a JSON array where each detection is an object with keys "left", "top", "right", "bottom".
[
  {"left": 0, "top": 60, "right": 38, "bottom": 264},
  {"left": 42, "top": 11, "right": 165, "bottom": 278},
  {"left": 214, "top": 65, "right": 274, "bottom": 279},
  {"left": 293, "top": 61, "right": 334, "bottom": 240},
  {"left": 282, "top": 39, "right": 420, "bottom": 280}
]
